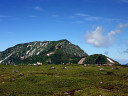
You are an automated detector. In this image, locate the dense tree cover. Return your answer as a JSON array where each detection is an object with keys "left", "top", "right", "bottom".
[
  {"left": 15, "top": 49, "right": 81, "bottom": 64},
  {"left": 84, "top": 54, "right": 107, "bottom": 65},
  {"left": 50, "top": 49, "right": 81, "bottom": 64},
  {"left": 16, "top": 55, "right": 49, "bottom": 64}
]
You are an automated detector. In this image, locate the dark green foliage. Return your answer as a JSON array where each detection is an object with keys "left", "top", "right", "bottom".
[
  {"left": 50, "top": 49, "right": 64, "bottom": 64},
  {"left": 17, "top": 55, "right": 49, "bottom": 64},
  {"left": 84, "top": 54, "right": 107, "bottom": 64},
  {"left": 50, "top": 49, "right": 81, "bottom": 64}
]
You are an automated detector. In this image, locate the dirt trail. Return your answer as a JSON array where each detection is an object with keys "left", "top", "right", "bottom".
[{"left": 78, "top": 57, "right": 86, "bottom": 64}]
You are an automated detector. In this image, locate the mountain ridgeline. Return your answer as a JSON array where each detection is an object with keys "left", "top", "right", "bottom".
[{"left": 0, "top": 39, "right": 88, "bottom": 64}]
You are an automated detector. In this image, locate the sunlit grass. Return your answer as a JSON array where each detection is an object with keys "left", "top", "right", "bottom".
[{"left": 0, "top": 64, "right": 128, "bottom": 96}]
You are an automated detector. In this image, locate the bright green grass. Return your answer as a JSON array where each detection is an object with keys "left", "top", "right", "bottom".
[{"left": 0, "top": 64, "right": 128, "bottom": 96}]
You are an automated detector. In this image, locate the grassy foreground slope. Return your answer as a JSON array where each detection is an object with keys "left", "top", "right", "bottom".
[{"left": 0, "top": 64, "right": 128, "bottom": 96}]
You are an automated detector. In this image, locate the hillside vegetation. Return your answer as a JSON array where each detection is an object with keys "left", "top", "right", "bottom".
[
  {"left": 83, "top": 54, "right": 119, "bottom": 65},
  {"left": 0, "top": 64, "right": 128, "bottom": 96},
  {"left": 0, "top": 39, "right": 88, "bottom": 64}
]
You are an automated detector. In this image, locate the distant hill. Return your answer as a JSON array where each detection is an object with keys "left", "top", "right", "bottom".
[
  {"left": 82, "top": 54, "right": 119, "bottom": 65},
  {"left": 0, "top": 39, "right": 88, "bottom": 64}
]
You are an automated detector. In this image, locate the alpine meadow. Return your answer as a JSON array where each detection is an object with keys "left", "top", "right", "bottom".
[{"left": 0, "top": 0, "right": 128, "bottom": 96}]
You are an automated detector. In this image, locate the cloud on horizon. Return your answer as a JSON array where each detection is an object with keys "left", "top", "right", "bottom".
[{"left": 85, "top": 24, "right": 124, "bottom": 47}]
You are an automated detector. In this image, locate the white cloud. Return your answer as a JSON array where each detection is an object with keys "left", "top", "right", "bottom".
[
  {"left": 85, "top": 16, "right": 101, "bottom": 21},
  {"left": 118, "top": 23, "right": 128, "bottom": 28},
  {"left": 85, "top": 26, "right": 106, "bottom": 47},
  {"left": 33, "top": 6, "right": 43, "bottom": 11},
  {"left": 69, "top": 13, "right": 88, "bottom": 18},
  {"left": 70, "top": 13, "right": 120, "bottom": 22},
  {"left": 75, "top": 13, "right": 88, "bottom": 17},
  {"left": 107, "top": 29, "right": 122, "bottom": 43},
  {"left": 85, "top": 16, "right": 120, "bottom": 21},
  {"left": 108, "top": 29, "right": 121, "bottom": 36},
  {"left": 85, "top": 25, "right": 122, "bottom": 47}
]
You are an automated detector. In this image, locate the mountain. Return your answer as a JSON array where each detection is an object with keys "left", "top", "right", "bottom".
[
  {"left": 0, "top": 39, "right": 88, "bottom": 64},
  {"left": 82, "top": 54, "right": 119, "bottom": 65}
]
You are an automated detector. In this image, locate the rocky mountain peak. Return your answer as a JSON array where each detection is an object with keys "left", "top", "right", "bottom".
[{"left": 0, "top": 39, "right": 88, "bottom": 64}]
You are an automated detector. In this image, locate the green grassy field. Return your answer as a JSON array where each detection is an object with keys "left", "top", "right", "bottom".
[{"left": 0, "top": 64, "right": 128, "bottom": 96}]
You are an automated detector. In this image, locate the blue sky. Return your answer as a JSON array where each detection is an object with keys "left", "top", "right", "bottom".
[{"left": 0, "top": 0, "right": 128, "bottom": 64}]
